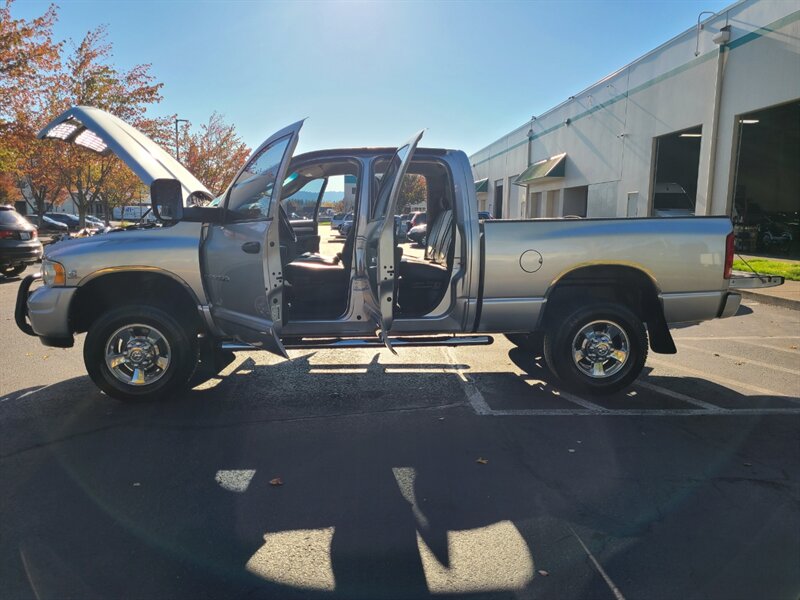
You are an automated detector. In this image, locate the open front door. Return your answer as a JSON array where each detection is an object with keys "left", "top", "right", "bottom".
[
  {"left": 202, "top": 121, "right": 303, "bottom": 357},
  {"left": 363, "top": 130, "right": 424, "bottom": 351}
]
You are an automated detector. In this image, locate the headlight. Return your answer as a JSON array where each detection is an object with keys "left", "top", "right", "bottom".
[{"left": 41, "top": 259, "right": 66, "bottom": 286}]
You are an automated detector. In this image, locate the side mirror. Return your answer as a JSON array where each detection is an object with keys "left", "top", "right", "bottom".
[{"left": 150, "top": 179, "right": 184, "bottom": 221}]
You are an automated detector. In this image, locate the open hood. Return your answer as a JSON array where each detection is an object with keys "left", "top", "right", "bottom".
[{"left": 38, "top": 106, "right": 211, "bottom": 201}]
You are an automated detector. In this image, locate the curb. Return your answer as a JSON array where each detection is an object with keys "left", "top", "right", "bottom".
[{"left": 739, "top": 289, "right": 800, "bottom": 311}]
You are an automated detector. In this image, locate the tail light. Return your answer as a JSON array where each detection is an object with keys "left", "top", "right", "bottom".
[
  {"left": 30, "top": 229, "right": 38, "bottom": 239},
  {"left": 723, "top": 232, "right": 734, "bottom": 279},
  {"left": 0, "top": 230, "right": 14, "bottom": 239}
]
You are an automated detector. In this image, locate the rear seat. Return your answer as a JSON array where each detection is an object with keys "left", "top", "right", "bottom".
[{"left": 398, "top": 209, "right": 453, "bottom": 314}]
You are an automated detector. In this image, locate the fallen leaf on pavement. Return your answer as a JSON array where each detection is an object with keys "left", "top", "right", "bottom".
[
  {"left": 538, "top": 569, "right": 549, "bottom": 577},
  {"left": 790, "top": 345, "right": 798, "bottom": 350},
  {"left": 713, "top": 353, "right": 720, "bottom": 357},
  {"left": 476, "top": 458, "right": 488, "bottom": 465},
  {"left": 269, "top": 477, "right": 284, "bottom": 486}
]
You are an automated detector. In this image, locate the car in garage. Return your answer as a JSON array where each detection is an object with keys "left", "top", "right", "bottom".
[{"left": 1, "top": 206, "right": 42, "bottom": 277}]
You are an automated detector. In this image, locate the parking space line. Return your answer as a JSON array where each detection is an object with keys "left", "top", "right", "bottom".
[
  {"left": 729, "top": 339, "right": 800, "bottom": 355},
  {"left": 552, "top": 390, "right": 608, "bottom": 412},
  {"left": 568, "top": 525, "right": 626, "bottom": 600},
  {"left": 647, "top": 356, "right": 798, "bottom": 400},
  {"left": 444, "top": 347, "right": 492, "bottom": 415},
  {"left": 634, "top": 381, "right": 723, "bottom": 411},
  {"left": 474, "top": 408, "right": 800, "bottom": 416},
  {"left": 678, "top": 343, "right": 800, "bottom": 376},
  {"left": 672, "top": 335, "right": 800, "bottom": 341}
]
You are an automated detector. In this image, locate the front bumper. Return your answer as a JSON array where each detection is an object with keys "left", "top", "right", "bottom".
[
  {"left": 0, "top": 243, "right": 43, "bottom": 267},
  {"left": 16, "top": 274, "right": 76, "bottom": 346}
]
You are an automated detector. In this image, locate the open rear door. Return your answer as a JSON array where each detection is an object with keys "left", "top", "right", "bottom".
[{"left": 363, "top": 131, "right": 424, "bottom": 351}]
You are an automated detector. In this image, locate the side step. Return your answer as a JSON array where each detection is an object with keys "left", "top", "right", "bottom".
[{"left": 221, "top": 335, "right": 493, "bottom": 352}]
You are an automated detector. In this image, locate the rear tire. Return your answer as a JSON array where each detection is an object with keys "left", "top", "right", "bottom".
[
  {"left": 84, "top": 305, "right": 198, "bottom": 402},
  {"left": 543, "top": 302, "right": 647, "bottom": 395}
]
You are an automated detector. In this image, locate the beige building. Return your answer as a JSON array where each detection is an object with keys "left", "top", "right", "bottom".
[{"left": 470, "top": 0, "right": 799, "bottom": 255}]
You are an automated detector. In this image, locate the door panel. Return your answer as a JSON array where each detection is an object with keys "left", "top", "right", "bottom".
[
  {"left": 363, "top": 131, "right": 425, "bottom": 348},
  {"left": 201, "top": 121, "right": 303, "bottom": 356},
  {"left": 290, "top": 219, "right": 319, "bottom": 254}
]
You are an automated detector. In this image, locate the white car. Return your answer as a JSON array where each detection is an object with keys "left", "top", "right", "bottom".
[{"left": 330, "top": 212, "right": 353, "bottom": 230}]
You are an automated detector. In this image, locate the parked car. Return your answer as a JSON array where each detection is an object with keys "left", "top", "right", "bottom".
[
  {"left": 24, "top": 214, "right": 70, "bottom": 235},
  {"left": 1, "top": 206, "right": 42, "bottom": 277},
  {"left": 45, "top": 212, "right": 103, "bottom": 233},
  {"left": 406, "top": 223, "right": 427, "bottom": 246},
  {"left": 339, "top": 218, "right": 355, "bottom": 237},
  {"left": 16, "top": 105, "right": 777, "bottom": 402},
  {"left": 85, "top": 214, "right": 106, "bottom": 228},
  {"left": 478, "top": 211, "right": 494, "bottom": 220},
  {"left": 408, "top": 211, "right": 427, "bottom": 229},
  {"left": 330, "top": 212, "right": 353, "bottom": 230}
]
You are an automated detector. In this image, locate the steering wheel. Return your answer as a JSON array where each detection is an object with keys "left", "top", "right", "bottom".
[{"left": 278, "top": 204, "right": 297, "bottom": 243}]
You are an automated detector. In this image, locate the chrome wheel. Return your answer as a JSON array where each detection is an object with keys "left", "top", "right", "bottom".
[
  {"left": 571, "top": 320, "right": 629, "bottom": 379},
  {"left": 104, "top": 323, "right": 171, "bottom": 386}
]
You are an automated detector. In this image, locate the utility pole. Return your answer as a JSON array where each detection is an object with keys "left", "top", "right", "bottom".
[{"left": 174, "top": 118, "right": 188, "bottom": 162}]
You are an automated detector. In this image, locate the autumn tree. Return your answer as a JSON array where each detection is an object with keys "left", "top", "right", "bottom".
[
  {"left": 179, "top": 112, "right": 250, "bottom": 197},
  {"left": 399, "top": 174, "right": 427, "bottom": 213},
  {"left": 42, "top": 26, "right": 164, "bottom": 226},
  {"left": 0, "top": 0, "right": 61, "bottom": 204}
]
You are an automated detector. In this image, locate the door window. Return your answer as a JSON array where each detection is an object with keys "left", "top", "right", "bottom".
[{"left": 227, "top": 136, "right": 292, "bottom": 219}]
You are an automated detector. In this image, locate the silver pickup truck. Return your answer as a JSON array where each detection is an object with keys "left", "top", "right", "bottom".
[{"left": 16, "top": 106, "right": 749, "bottom": 402}]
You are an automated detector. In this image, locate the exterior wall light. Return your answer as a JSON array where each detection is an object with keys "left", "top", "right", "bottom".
[{"left": 713, "top": 25, "right": 731, "bottom": 45}]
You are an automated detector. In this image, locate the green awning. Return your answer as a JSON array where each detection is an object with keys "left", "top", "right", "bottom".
[
  {"left": 514, "top": 153, "right": 566, "bottom": 185},
  {"left": 474, "top": 178, "right": 488, "bottom": 193}
]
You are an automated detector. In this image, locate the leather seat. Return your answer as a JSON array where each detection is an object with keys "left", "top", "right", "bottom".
[{"left": 398, "top": 209, "right": 453, "bottom": 315}]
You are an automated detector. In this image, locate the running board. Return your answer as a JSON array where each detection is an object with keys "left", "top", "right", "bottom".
[{"left": 221, "top": 335, "right": 493, "bottom": 352}]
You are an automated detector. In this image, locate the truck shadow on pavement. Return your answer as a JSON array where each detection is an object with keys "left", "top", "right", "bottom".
[{"left": 1, "top": 354, "right": 798, "bottom": 599}]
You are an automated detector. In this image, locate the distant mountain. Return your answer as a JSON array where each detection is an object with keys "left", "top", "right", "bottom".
[{"left": 284, "top": 190, "right": 344, "bottom": 204}]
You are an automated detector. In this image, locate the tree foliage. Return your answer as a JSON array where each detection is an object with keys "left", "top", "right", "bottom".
[
  {"left": 0, "top": 2, "right": 250, "bottom": 225},
  {"left": 0, "top": 0, "right": 60, "bottom": 202},
  {"left": 180, "top": 112, "right": 250, "bottom": 197},
  {"left": 399, "top": 174, "right": 427, "bottom": 213}
]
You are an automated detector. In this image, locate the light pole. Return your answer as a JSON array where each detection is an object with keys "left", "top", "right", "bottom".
[{"left": 174, "top": 118, "right": 188, "bottom": 162}]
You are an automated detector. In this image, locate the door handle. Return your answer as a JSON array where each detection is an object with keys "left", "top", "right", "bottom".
[{"left": 241, "top": 241, "right": 261, "bottom": 254}]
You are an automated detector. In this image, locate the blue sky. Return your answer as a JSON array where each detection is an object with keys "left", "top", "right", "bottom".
[{"left": 15, "top": 0, "right": 731, "bottom": 156}]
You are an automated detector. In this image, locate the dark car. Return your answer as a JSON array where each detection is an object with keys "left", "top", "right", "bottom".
[
  {"left": 45, "top": 212, "right": 102, "bottom": 232},
  {"left": 478, "top": 211, "right": 494, "bottom": 220},
  {"left": 25, "top": 214, "right": 70, "bottom": 235},
  {"left": 406, "top": 223, "right": 427, "bottom": 246},
  {"left": 0, "top": 206, "right": 43, "bottom": 277}
]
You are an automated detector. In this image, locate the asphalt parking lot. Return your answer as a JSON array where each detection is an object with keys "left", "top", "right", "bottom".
[{"left": 1, "top": 245, "right": 799, "bottom": 599}]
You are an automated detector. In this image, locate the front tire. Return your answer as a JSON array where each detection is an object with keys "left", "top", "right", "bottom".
[
  {"left": 84, "top": 305, "right": 198, "bottom": 402},
  {"left": 3, "top": 264, "right": 26, "bottom": 277},
  {"left": 543, "top": 303, "right": 647, "bottom": 395}
]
